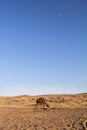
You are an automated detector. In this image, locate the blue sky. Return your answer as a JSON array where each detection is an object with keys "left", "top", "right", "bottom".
[{"left": 0, "top": 0, "right": 87, "bottom": 96}]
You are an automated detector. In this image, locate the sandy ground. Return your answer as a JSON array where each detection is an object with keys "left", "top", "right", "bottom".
[
  {"left": 0, "top": 107, "right": 87, "bottom": 130},
  {"left": 0, "top": 93, "right": 87, "bottom": 130}
]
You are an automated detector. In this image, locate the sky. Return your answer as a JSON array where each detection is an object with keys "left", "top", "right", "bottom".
[{"left": 0, "top": 0, "right": 87, "bottom": 96}]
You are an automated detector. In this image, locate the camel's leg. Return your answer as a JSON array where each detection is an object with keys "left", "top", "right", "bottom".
[
  {"left": 41, "top": 103, "right": 43, "bottom": 109},
  {"left": 43, "top": 103, "right": 45, "bottom": 109},
  {"left": 36, "top": 103, "right": 37, "bottom": 109},
  {"left": 36, "top": 103, "right": 38, "bottom": 109}
]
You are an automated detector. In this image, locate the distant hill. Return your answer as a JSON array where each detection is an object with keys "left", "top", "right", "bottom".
[{"left": 0, "top": 93, "right": 87, "bottom": 108}]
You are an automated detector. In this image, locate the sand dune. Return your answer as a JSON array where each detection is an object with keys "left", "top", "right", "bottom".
[{"left": 0, "top": 93, "right": 87, "bottom": 108}]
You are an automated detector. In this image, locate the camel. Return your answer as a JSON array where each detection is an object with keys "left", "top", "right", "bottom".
[{"left": 36, "top": 97, "right": 49, "bottom": 109}]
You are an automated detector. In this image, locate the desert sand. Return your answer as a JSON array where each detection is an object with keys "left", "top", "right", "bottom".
[{"left": 0, "top": 93, "right": 87, "bottom": 130}]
